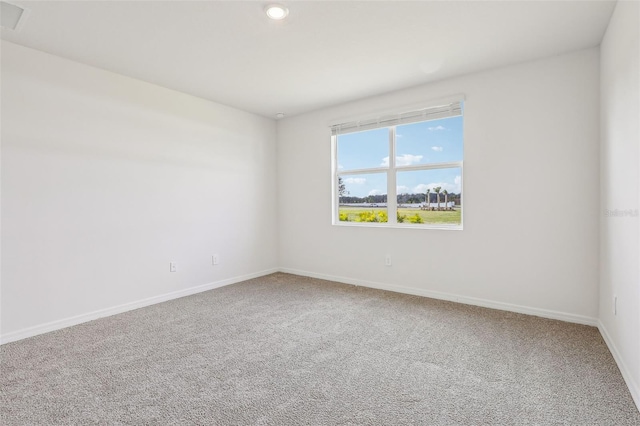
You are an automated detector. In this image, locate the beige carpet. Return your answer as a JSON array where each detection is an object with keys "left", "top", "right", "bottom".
[{"left": 1, "top": 273, "right": 639, "bottom": 425}]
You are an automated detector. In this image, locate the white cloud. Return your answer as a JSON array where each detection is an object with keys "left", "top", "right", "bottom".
[
  {"left": 428, "top": 125, "right": 446, "bottom": 131},
  {"left": 413, "top": 177, "right": 462, "bottom": 194},
  {"left": 413, "top": 183, "right": 430, "bottom": 194},
  {"left": 431, "top": 146, "right": 443, "bottom": 152},
  {"left": 397, "top": 185, "right": 410, "bottom": 194},
  {"left": 396, "top": 134, "right": 403, "bottom": 138},
  {"left": 338, "top": 163, "right": 344, "bottom": 170},
  {"left": 397, "top": 154, "right": 423, "bottom": 166},
  {"left": 344, "top": 177, "right": 366, "bottom": 184},
  {"left": 368, "top": 189, "right": 383, "bottom": 196},
  {"left": 381, "top": 154, "right": 423, "bottom": 167}
]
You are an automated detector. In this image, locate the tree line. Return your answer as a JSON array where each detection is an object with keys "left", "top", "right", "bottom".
[
  {"left": 339, "top": 177, "right": 461, "bottom": 205},
  {"left": 339, "top": 192, "right": 461, "bottom": 205}
]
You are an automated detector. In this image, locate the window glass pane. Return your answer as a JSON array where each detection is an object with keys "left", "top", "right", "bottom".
[
  {"left": 396, "top": 168, "right": 462, "bottom": 225},
  {"left": 396, "top": 116, "right": 463, "bottom": 165},
  {"left": 337, "top": 128, "right": 389, "bottom": 171},
  {"left": 338, "top": 173, "right": 388, "bottom": 223}
]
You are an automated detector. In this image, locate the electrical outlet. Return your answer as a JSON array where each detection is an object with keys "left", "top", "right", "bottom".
[
  {"left": 170, "top": 262, "right": 177, "bottom": 272},
  {"left": 385, "top": 255, "right": 392, "bottom": 266},
  {"left": 614, "top": 295, "right": 617, "bottom": 316},
  {"left": 212, "top": 254, "right": 219, "bottom": 266}
]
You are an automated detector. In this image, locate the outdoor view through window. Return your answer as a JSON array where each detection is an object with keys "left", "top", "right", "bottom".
[{"left": 334, "top": 104, "right": 463, "bottom": 228}]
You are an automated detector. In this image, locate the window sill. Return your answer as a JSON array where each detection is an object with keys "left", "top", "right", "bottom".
[{"left": 333, "top": 222, "right": 463, "bottom": 231}]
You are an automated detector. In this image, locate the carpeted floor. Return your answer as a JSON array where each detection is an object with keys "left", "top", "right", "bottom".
[{"left": 1, "top": 272, "right": 639, "bottom": 425}]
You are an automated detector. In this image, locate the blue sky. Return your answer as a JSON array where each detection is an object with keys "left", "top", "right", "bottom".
[{"left": 337, "top": 116, "right": 463, "bottom": 198}]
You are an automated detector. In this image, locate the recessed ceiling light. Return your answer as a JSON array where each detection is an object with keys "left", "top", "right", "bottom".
[
  {"left": 1, "top": 1, "right": 25, "bottom": 30},
  {"left": 275, "top": 113, "right": 285, "bottom": 119},
  {"left": 265, "top": 4, "right": 289, "bottom": 20}
]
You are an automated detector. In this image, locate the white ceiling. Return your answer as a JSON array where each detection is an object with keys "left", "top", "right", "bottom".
[{"left": 1, "top": 1, "right": 616, "bottom": 119}]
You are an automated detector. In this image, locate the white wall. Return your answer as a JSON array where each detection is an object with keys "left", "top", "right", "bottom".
[
  {"left": 278, "top": 49, "right": 600, "bottom": 324},
  {"left": 0, "top": 41, "right": 278, "bottom": 341},
  {"left": 599, "top": 0, "right": 640, "bottom": 408}
]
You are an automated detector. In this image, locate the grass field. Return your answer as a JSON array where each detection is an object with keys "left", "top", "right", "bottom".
[{"left": 339, "top": 207, "right": 461, "bottom": 225}]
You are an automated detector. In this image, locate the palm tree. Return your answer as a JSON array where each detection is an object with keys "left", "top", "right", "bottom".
[
  {"left": 434, "top": 186, "right": 441, "bottom": 210},
  {"left": 442, "top": 189, "right": 448, "bottom": 210},
  {"left": 425, "top": 189, "right": 431, "bottom": 210}
]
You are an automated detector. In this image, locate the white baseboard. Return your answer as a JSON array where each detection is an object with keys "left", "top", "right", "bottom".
[
  {"left": 278, "top": 267, "right": 599, "bottom": 327},
  {"left": 598, "top": 321, "right": 640, "bottom": 411},
  {"left": 0, "top": 268, "right": 279, "bottom": 345}
]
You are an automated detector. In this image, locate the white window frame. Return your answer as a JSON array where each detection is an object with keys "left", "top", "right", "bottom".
[{"left": 331, "top": 97, "right": 464, "bottom": 230}]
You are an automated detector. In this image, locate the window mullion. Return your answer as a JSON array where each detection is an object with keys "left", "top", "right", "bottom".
[
  {"left": 396, "top": 161, "right": 463, "bottom": 172},
  {"left": 387, "top": 126, "right": 397, "bottom": 224},
  {"left": 337, "top": 167, "right": 390, "bottom": 176}
]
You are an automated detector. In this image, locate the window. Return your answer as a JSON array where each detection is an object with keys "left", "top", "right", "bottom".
[{"left": 332, "top": 99, "right": 463, "bottom": 228}]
